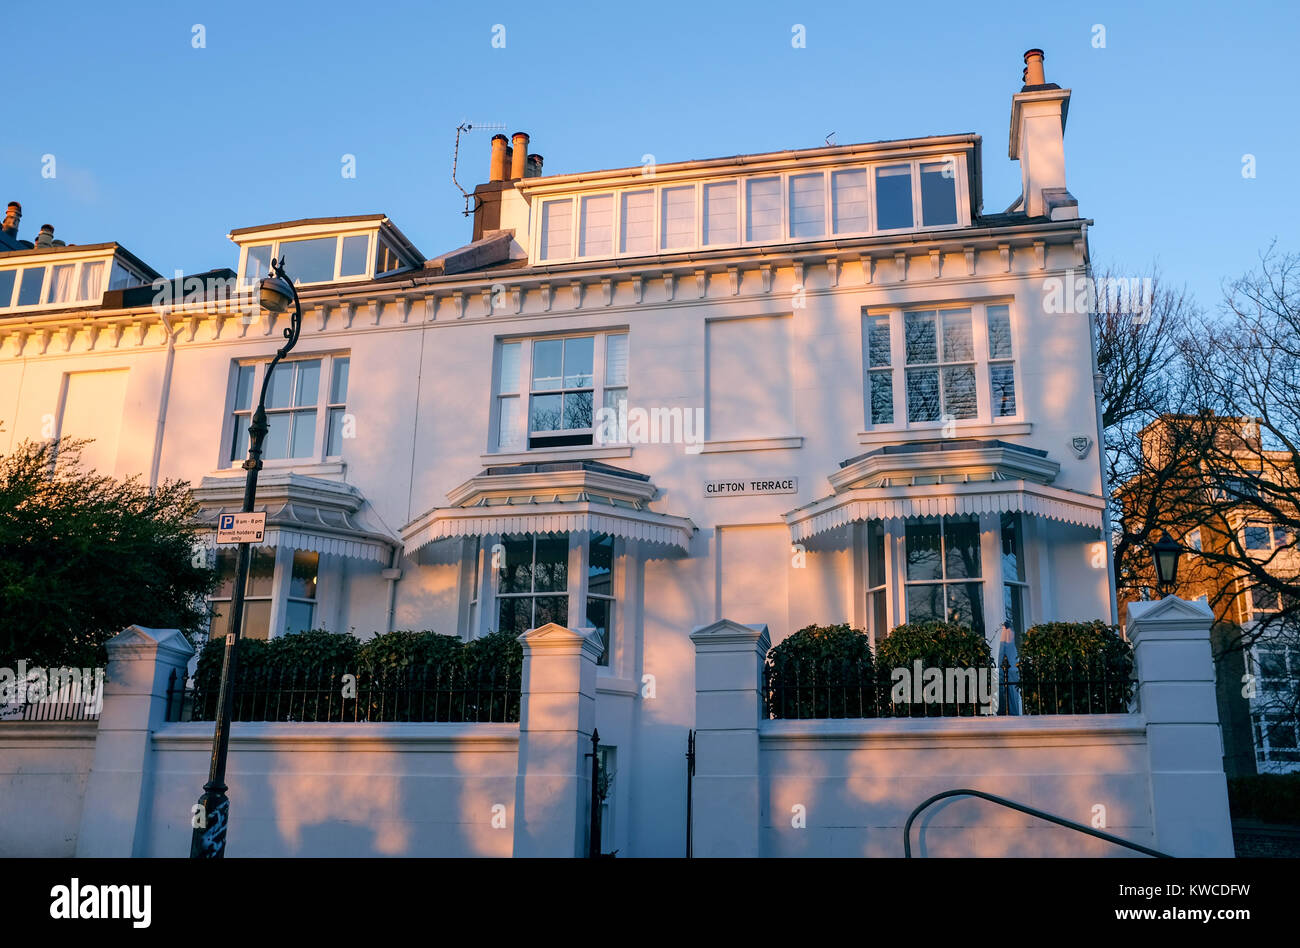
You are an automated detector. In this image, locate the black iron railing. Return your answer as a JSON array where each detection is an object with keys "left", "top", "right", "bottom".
[
  {"left": 765, "top": 654, "right": 1135, "bottom": 720},
  {"left": 0, "top": 698, "right": 100, "bottom": 722},
  {"left": 165, "top": 663, "right": 521, "bottom": 724},
  {"left": 903, "top": 788, "right": 1172, "bottom": 858}
]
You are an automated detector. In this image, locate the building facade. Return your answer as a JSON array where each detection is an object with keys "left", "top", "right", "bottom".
[{"left": 0, "top": 51, "right": 1121, "bottom": 855}]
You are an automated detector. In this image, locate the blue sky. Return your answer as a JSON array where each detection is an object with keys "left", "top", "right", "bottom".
[{"left": 3, "top": 0, "right": 1295, "bottom": 310}]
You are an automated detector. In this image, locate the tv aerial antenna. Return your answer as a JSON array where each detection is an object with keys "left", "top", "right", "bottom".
[{"left": 452, "top": 121, "right": 506, "bottom": 217}]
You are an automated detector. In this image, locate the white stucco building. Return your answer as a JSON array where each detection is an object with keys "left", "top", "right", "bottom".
[{"left": 1, "top": 50, "right": 1126, "bottom": 855}]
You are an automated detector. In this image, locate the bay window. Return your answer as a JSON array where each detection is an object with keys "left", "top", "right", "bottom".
[
  {"left": 490, "top": 532, "right": 617, "bottom": 666},
  {"left": 904, "top": 515, "right": 984, "bottom": 634},
  {"left": 208, "top": 547, "right": 320, "bottom": 640},
  {"left": 863, "top": 301, "right": 1020, "bottom": 431}
]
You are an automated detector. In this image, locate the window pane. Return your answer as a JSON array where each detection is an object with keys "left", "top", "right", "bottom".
[
  {"left": 284, "top": 600, "right": 315, "bottom": 635},
  {"left": 589, "top": 533, "right": 614, "bottom": 594},
  {"left": 530, "top": 394, "right": 562, "bottom": 431},
  {"left": 661, "top": 186, "right": 695, "bottom": 250},
  {"left": 243, "top": 245, "right": 272, "bottom": 284},
  {"left": 532, "top": 339, "right": 563, "bottom": 390},
  {"left": 533, "top": 595, "right": 568, "bottom": 629},
  {"left": 213, "top": 550, "right": 237, "bottom": 599},
  {"left": 832, "top": 169, "right": 869, "bottom": 234},
  {"left": 290, "top": 409, "right": 317, "bottom": 457},
  {"left": 534, "top": 536, "right": 569, "bottom": 592},
  {"left": 541, "top": 200, "right": 573, "bottom": 260},
  {"left": 498, "top": 342, "right": 521, "bottom": 395},
  {"left": 906, "top": 519, "right": 943, "bottom": 581},
  {"left": 869, "top": 372, "right": 894, "bottom": 425},
  {"left": 563, "top": 391, "right": 593, "bottom": 429},
  {"left": 605, "top": 334, "right": 629, "bottom": 387},
  {"left": 942, "top": 365, "right": 977, "bottom": 419},
  {"left": 263, "top": 412, "right": 291, "bottom": 459},
  {"left": 497, "top": 597, "right": 531, "bottom": 636},
  {"left": 941, "top": 310, "right": 973, "bottom": 361},
  {"left": 563, "top": 336, "right": 594, "bottom": 387},
  {"left": 867, "top": 520, "right": 886, "bottom": 588},
  {"left": 746, "top": 178, "right": 781, "bottom": 242},
  {"left": 1245, "top": 524, "right": 1273, "bottom": 550},
  {"left": 242, "top": 599, "right": 272, "bottom": 640},
  {"left": 18, "top": 267, "right": 45, "bottom": 306},
  {"left": 587, "top": 597, "right": 612, "bottom": 666},
  {"left": 990, "top": 365, "right": 1016, "bottom": 417},
  {"left": 788, "top": 173, "right": 826, "bottom": 239},
  {"left": 987, "top": 304, "right": 1013, "bottom": 359},
  {"left": 876, "top": 165, "right": 913, "bottom": 230},
  {"left": 620, "top": 190, "right": 654, "bottom": 254},
  {"left": 0, "top": 270, "right": 15, "bottom": 307},
  {"left": 279, "top": 236, "right": 337, "bottom": 283},
  {"left": 47, "top": 264, "right": 75, "bottom": 303},
  {"left": 497, "top": 396, "right": 520, "bottom": 448},
  {"left": 295, "top": 360, "right": 321, "bottom": 407},
  {"left": 946, "top": 583, "right": 984, "bottom": 634},
  {"left": 603, "top": 388, "right": 627, "bottom": 415},
  {"left": 944, "top": 516, "right": 982, "bottom": 578},
  {"left": 339, "top": 235, "right": 369, "bottom": 276},
  {"left": 230, "top": 414, "right": 249, "bottom": 463},
  {"left": 580, "top": 194, "right": 614, "bottom": 257},
  {"left": 327, "top": 407, "right": 346, "bottom": 455},
  {"left": 703, "top": 181, "right": 738, "bottom": 245},
  {"left": 920, "top": 161, "right": 959, "bottom": 226},
  {"left": 497, "top": 537, "right": 534, "bottom": 594},
  {"left": 246, "top": 548, "right": 276, "bottom": 598},
  {"left": 906, "top": 584, "right": 945, "bottom": 624},
  {"left": 1001, "top": 513, "right": 1024, "bottom": 582},
  {"left": 266, "top": 362, "right": 294, "bottom": 408},
  {"left": 1003, "top": 585, "right": 1025, "bottom": 650},
  {"left": 866, "top": 314, "right": 891, "bottom": 367},
  {"left": 330, "top": 357, "right": 350, "bottom": 403},
  {"left": 77, "top": 261, "right": 105, "bottom": 301},
  {"left": 906, "top": 369, "right": 940, "bottom": 422},
  {"left": 904, "top": 311, "right": 937, "bottom": 364},
  {"left": 290, "top": 551, "right": 319, "bottom": 599},
  {"left": 235, "top": 364, "right": 256, "bottom": 410}
]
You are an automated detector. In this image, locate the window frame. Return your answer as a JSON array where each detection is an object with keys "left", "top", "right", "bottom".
[
  {"left": 490, "top": 330, "right": 629, "bottom": 454},
  {"left": 861, "top": 299, "right": 1023, "bottom": 433},
  {"left": 224, "top": 351, "right": 351, "bottom": 469},
  {"left": 207, "top": 545, "right": 322, "bottom": 641},
  {"left": 236, "top": 230, "right": 386, "bottom": 289},
  {"left": 528, "top": 155, "right": 971, "bottom": 264},
  {"left": 0, "top": 254, "right": 128, "bottom": 313}
]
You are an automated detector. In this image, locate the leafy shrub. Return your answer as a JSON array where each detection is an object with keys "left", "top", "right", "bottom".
[
  {"left": 764, "top": 624, "right": 874, "bottom": 719},
  {"left": 876, "top": 621, "right": 992, "bottom": 716},
  {"left": 1017, "top": 620, "right": 1134, "bottom": 714}
]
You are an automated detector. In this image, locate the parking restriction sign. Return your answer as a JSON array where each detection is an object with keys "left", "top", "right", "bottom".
[{"left": 216, "top": 512, "right": 266, "bottom": 544}]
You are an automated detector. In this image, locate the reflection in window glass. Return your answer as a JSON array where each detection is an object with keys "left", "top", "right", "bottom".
[
  {"left": 243, "top": 245, "right": 273, "bottom": 285},
  {"left": 746, "top": 178, "right": 781, "bottom": 242},
  {"left": 832, "top": 169, "right": 869, "bottom": 234},
  {"left": 788, "top": 173, "right": 825, "bottom": 239},
  {"left": 876, "top": 165, "right": 913, "bottom": 230},
  {"left": 278, "top": 237, "right": 336, "bottom": 283},
  {"left": 18, "top": 267, "right": 45, "bottom": 306},
  {"left": 580, "top": 195, "right": 614, "bottom": 257},
  {"left": 0, "top": 270, "right": 15, "bottom": 307},
  {"left": 339, "top": 235, "right": 369, "bottom": 276},
  {"left": 920, "top": 161, "right": 958, "bottom": 226},
  {"left": 620, "top": 190, "right": 654, "bottom": 254},
  {"left": 540, "top": 200, "right": 572, "bottom": 260},
  {"left": 703, "top": 181, "right": 738, "bottom": 245},
  {"left": 904, "top": 516, "right": 984, "bottom": 634},
  {"left": 660, "top": 187, "right": 694, "bottom": 250}
]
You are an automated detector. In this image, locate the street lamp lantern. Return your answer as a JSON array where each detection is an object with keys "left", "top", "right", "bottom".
[
  {"left": 191, "top": 256, "right": 302, "bottom": 859},
  {"left": 1152, "top": 530, "right": 1182, "bottom": 597}
]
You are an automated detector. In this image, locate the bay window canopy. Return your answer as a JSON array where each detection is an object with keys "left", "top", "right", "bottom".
[
  {"left": 193, "top": 471, "right": 397, "bottom": 564},
  {"left": 784, "top": 439, "right": 1105, "bottom": 541},
  {"left": 401, "top": 460, "right": 696, "bottom": 553}
]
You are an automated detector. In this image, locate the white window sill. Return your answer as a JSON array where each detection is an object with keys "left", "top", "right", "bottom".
[
  {"left": 856, "top": 422, "right": 1031, "bottom": 446},
  {"left": 697, "top": 435, "right": 803, "bottom": 454},
  {"left": 212, "top": 459, "right": 347, "bottom": 478},
  {"left": 480, "top": 445, "right": 633, "bottom": 465}
]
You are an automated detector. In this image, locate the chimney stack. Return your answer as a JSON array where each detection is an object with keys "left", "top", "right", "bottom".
[
  {"left": 510, "top": 132, "right": 529, "bottom": 179},
  {"left": 35, "top": 224, "right": 55, "bottom": 248},
  {"left": 525, "top": 154, "right": 544, "bottom": 178},
  {"left": 1009, "top": 47, "right": 1077, "bottom": 220},
  {"left": 489, "top": 134, "right": 510, "bottom": 182},
  {"left": 1023, "top": 48, "right": 1046, "bottom": 87},
  {"left": 2, "top": 202, "right": 20, "bottom": 237}
]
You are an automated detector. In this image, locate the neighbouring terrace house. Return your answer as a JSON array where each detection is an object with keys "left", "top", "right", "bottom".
[{"left": 2, "top": 49, "right": 1196, "bottom": 859}]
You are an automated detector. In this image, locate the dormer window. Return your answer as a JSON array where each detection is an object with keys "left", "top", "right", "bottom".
[
  {"left": 0, "top": 250, "right": 152, "bottom": 313},
  {"left": 230, "top": 216, "right": 422, "bottom": 289}
]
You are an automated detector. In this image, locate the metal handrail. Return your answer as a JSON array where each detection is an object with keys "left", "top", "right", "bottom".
[{"left": 903, "top": 788, "right": 1173, "bottom": 858}]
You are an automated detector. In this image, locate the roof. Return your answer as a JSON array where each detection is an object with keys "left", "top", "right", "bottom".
[
  {"left": 227, "top": 214, "right": 388, "bottom": 237},
  {"left": 0, "top": 241, "right": 161, "bottom": 279}
]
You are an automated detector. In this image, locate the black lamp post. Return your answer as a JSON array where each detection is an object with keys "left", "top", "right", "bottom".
[
  {"left": 190, "top": 258, "right": 301, "bottom": 859},
  {"left": 1152, "top": 530, "right": 1183, "bottom": 598}
]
